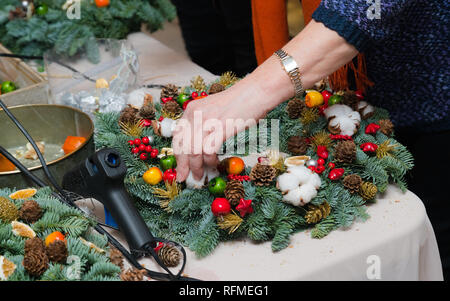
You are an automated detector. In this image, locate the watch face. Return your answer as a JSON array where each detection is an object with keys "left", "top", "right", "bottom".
[{"left": 283, "top": 56, "right": 298, "bottom": 72}]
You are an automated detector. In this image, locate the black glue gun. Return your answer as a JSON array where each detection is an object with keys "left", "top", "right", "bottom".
[{"left": 62, "top": 148, "right": 155, "bottom": 255}]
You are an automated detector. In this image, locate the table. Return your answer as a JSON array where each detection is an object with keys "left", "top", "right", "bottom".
[{"left": 100, "top": 33, "right": 444, "bottom": 281}]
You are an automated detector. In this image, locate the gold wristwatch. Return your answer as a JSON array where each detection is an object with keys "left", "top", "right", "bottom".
[{"left": 274, "top": 49, "right": 304, "bottom": 98}]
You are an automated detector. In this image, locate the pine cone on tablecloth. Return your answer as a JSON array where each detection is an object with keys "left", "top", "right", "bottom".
[
  {"left": 120, "top": 268, "right": 147, "bottom": 281},
  {"left": 250, "top": 163, "right": 277, "bottom": 186},
  {"left": 0, "top": 196, "right": 19, "bottom": 223},
  {"left": 23, "top": 250, "right": 49, "bottom": 277},
  {"left": 208, "top": 83, "right": 225, "bottom": 95},
  {"left": 359, "top": 182, "right": 378, "bottom": 200},
  {"left": 119, "top": 105, "right": 139, "bottom": 125},
  {"left": 224, "top": 180, "right": 245, "bottom": 206},
  {"left": 109, "top": 247, "right": 124, "bottom": 270},
  {"left": 343, "top": 174, "right": 362, "bottom": 194},
  {"left": 138, "top": 104, "right": 156, "bottom": 120},
  {"left": 19, "top": 200, "right": 42, "bottom": 224},
  {"left": 334, "top": 140, "right": 356, "bottom": 163},
  {"left": 46, "top": 241, "right": 68, "bottom": 264},
  {"left": 24, "top": 237, "right": 45, "bottom": 254},
  {"left": 286, "top": 98, "right": 306, "bottom": 119},
  {"left": 162, "top": 100, "right": 182, "bottom": 117},
  {"left": 378, "top": 119, "right": 394, "bottom": 136},
  {"left": 287, "top": 136, "right": 309, "bottom": 155},
  {"left": 340, "top": 90, "right": 360, "bottom": 110},
  {"left": 158, "top": 245, "right": 181, "bottom": 267},
  {"left": 160, "top": 84, "right": 179, "bottom": 100}
]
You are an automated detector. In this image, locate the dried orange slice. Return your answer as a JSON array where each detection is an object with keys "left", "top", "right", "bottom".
[
  {"left": 9, "top": 188, "right": 37, "bottom": 200},
  {"left": 0, "top": 256, "right": 16, "bottom": 280},
  {"left": 62, "top": 136, "right": 86, "bottom": 155},
  {"left": 11, "top": 221, "right": 36, "bottom": 238},
  {"left": 0, "top": 153, "right": 16, "bottom": 172}
]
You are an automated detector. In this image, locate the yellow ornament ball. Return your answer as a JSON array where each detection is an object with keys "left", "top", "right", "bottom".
[
  {"left": 305, "top": 90, "right": 324, "bottom": 107},
  {"left": 143, "top": 167, "right": 163, "bottom": 185}
]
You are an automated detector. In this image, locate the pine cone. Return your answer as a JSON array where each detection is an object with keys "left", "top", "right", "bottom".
[
  {"left": 23, "top": 250, "right": 49, "bottom": 277},
  {"left": 46, "top": 241, "right": 68, "bottom": 264},
  {"left": 250, "top": 163, "right": 277, "bottom": 186},
  {"left": 378, "top": 119, "right": 394, "bottom": 136},
  {"left": 158, "top": 245, "right": 181, "bottom": 267},
  {"left": 0, "top": 196, "right": 19, "bottom": 223},
  {"left": 19, "top": 200, "right": 42, "bottom": 224},
  {"left": 160, "top": 84, "right": 179, "bottom": 100},
  {"left": 24, "top": 237, "right": 45, "bottom": 254},
  {"left": 120, "top": 268, "right": 147, "bottom": 281},
  {"left": 286, "top": 98, "right": 306, "bottom": 119},
  {"left": 359, "top": 182, "right": 378, "bottom": 200},
  {"left": 305, "top": 201, "right": 331, "bottom": 224},
  {"left": 109, "top": 247, "right": 124, "bottom": 270},
  {"left": 334, "top": 140, "right": 356, "bottom": 163},
  {"left": 343, "top": 174, "right": 362, "bottom": 194},
  {"left": 340, "top": 90, "right": 360, "bottom": 110},
  {"left": 138, "top": 104, "right": 156, "bottom": 120},
  {"left": 287, "top": 136, "right": 309, "bottom": 155},
  {"left": 191, "top": 76, "right": 207, "bottom": 92},
  {"left": 224, "top": 180, "right": 245, "bottom": 206},
  {"left": 119, "top": 105, "right": 139, "bottom": 125},
  {"left": 8, "top": 7, "right": 26, "bottom": 20},
  {"left": 162, "top": 100, "right": 182, "bottom": 116},
  {"left": 208, "top": 83, "right": 225, "bottom": 95}
]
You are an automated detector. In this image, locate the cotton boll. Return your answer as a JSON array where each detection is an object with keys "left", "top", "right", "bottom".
[
  {"left": 288, "top": 165, "right": 312, "bottom": 184},
  {"left": 307, "top": 173, "right": 322, "bottom": 189},
  {"left": 282, "top": 187, "right": 302, "bottom": 206},
  {"left": 206, "top": 167, "right": 220, "bottom": 181},
  {"left": 127, "top": 88, "right": 148, "bottom": 108},
  {"left": 277, "top": 172, "right": 301, "bottom": 192},
  {"left": 185, "top": 170, "right": 206, "bottom": 189},
  {"left": 297, "top": 184, "right": 318, "bottom": 206},
  {"left": 336, "top": 115, "right": 358, "bottom": 136}
]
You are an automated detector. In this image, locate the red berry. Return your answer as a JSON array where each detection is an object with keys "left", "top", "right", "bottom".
[
  {"left": 138, "top": 144, "right": 146, "bottom": 152},
  {"left": 159, "top": 116, "right": 164, "bottom": 122},
  {"left": 211, "top": 198, "right": 231, "bottom": 216},
  {"left": 145, "top": 145, "right": 152, "bottom": 153},
  {"left": 150, "top": 149, "right": 159, "bottom": 158},
  {"left": 191, "top": 92, "right": 198, "bottom": 98},
  {"left": 131, "top": 147, "right": 139, "bottom": 154},
  {"left": 139, "top": 153, "right": 148, "bottom": 161},
  {"left": 182, "top": 100, "right": 192, "bottom": 110},
  {"left": 134, "top": 138, "right": 141, "bottom": 146},
  {"left": 128, "top": 140, "right": 134, "bottom": 146},
  {"left": 321, "top": 90, "right": 332, "bottom": 104},
  {"left": 308, "top": 166, "right": 316, "bottom": 172},
  {"left": 355, "top": 90, "right": 364, "bottom": 100},
  {"left": 163, "top": 168, "right": 177, "bottom": 184},
  {"left": 140, "top": 119, "right": 152, "bottom": 127},
  {"left": 167, "top": 97, "right": 173, "bottom": 101},
  {"left": 317, "top": 158, "right": 325, "bottom": 165},
  {"left": 200, "top": 91, "right": 207, "bottom": 96},
  {"left": 328, "top": 168, "right": 345, "bottom": 180},
  {"left": 142, "top": 136, "right": 150, "bottom": 145},
  {"left": 328, "top": 162, "right": 335, "bottom": 169},
  {"left": 316, "top": 165, "right": 326, "bottom": 174}
]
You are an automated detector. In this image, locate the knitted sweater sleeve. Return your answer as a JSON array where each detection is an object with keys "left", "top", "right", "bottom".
[{"left": 312, "top": 0, "right": 409, "bottom": 51}]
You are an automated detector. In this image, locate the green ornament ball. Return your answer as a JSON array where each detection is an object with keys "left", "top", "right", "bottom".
[
  {"left": 35, "top": 4, "right": 48, "bottom": 16},
  {"left": 328, "top": 94, "right": 342, "bottom": 106},
  {"left": 208, "top": 177, "right": 227, "bottom": 196},
  {"left": 177, "top": 93, "right": 191, "bottom": 106},
  {"left": 160, "top": 155, "right": 177, "bottom": 171},
  {"left": 1, "top": 81, "right": 17, "bottom": 94}
]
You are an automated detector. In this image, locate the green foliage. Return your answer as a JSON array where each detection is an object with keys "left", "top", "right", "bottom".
[
  {"left": 0, "top": 0, "right": 176, "bottom": 60},
  {"left": 0, "top": 187, "right": 120, "bottom": 281}
]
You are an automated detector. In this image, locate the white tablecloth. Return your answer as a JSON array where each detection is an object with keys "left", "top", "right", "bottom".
[{"left": 98, "top": 33, "right": 444, "bottom": 281}]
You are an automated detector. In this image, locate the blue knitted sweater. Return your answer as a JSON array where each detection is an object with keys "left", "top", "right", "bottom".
[{"left": 312, "top": 0, "right": 449, "bottom": 132}]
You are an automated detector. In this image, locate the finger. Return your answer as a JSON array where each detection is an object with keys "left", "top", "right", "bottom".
[
  {"left": 189, "top": 154, "right": 204, "bottom": 181},
  {"left": 175, "top": 153, "right": 189, "bottom": 182},
  {"left": 203, "top": 153, "right": 219, "bottom": 168}
]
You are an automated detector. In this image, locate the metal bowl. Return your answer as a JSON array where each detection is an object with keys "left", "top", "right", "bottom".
[{"left": 0, "top": 104, "right": 94, "bottom": 189}]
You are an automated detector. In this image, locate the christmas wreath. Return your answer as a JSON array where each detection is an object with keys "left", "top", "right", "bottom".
[
  {"left": 0, "top": 187, "right": 123, "bottom": 281},
  {"left": 94, "top": 74, "right": 414, "bottom": 257}
]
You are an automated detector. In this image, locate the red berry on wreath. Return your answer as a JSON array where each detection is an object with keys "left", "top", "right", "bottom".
[
  {"left": 131, "top": 147, "right": 139, "bottom": 154},
  {"left": 142, "top": 136, "right": 150, "bottom": 145},
  {"left": 134, "top": 138, "right": 141, "bottom": 146},
  {"left": 317, "top": 145, "right": 329, "bottom": 159},
  {"left": 308, "top": 166, "right": 316, "bottom": 172},
  {"left": 150, "top": 149, "right": 159, "bottom": 158},
  {"left": 145, "top": 145, "right": 153, "bottom": 153},
  {"left": 317, "top": 158, "right": 325, "bottom": 165},
  {"left": 182, "top": 100, "right": 192, "bottom": 110},
  {"left": 360, "top": 142, "right": 378, "bottom": 153},
  {"left": 163, "top": 168, "right": 177, "bottom": 184},
  {"left": 315, "top": 164, "right": 326, "bottom": 174},
  {"left": 139, "top": 153, "right": 148, "bottom": 161},
  {"left": 365, "top": 123, "right": 381, "bottom": 135},
  {"left": 201, "top": 91, "right": 208, "bottom": 97},
  {"left": 128, "top": 140, "right": 134, "bottom": 146},
  {"left": 140, "top": 119, "right": 152, "bottom": 127},
  {"left": 211, "top": 198, "right": 231, "bottom": 217},
  {"left": 328, "top": 162, "right": 336, "bottom": 169},
  {"left": 138, "top": 144, "right": 146, "bottom": 152},
  {"left": 321, "top": 90, "right": 332, "bottom": 104},
  {"left": 328, "top": 168, "right": 345, "bottom": 180},
  {"left": 95, "top": 0, "right": 110, "bottom": 8},
  {"left": 191, "top": 92, "right": 198, "bottom": 98},
  {"left": 236, "top": 199, "right": 253, "bottom": 217},
  {"left": 355, "top": 89, "right": 364, "bottom": 100}
]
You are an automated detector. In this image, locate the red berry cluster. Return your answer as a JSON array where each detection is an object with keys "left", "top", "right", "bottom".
[
  {"left": 191, "top": 91, "right": 208, "bottom": 99},
  {"left": 128, "top": 137, "right": 159, "bottom": 161},
  {"left": 329, "top": 134, "right": 353, "bottom": 140},
  {"left": 227, "top": 174, "right": 250, "bottom": 181},
  {"left": 161, "top": 96, "right": 174, "bottom": 104}
]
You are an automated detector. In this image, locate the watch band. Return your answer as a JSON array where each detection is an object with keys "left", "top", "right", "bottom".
[{"left": 274, "top": 49, "right": 304, "bottom": 97}]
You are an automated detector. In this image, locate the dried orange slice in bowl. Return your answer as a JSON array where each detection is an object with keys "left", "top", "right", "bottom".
[
  {"left": 9, "top": 188, "right": 37, "bottom": 200},
  {"left": 62, "top": 136, "right": 86, "bottom": 155},
  {"left": 11, "top": 221, "right": 36, "bottom": 238}
]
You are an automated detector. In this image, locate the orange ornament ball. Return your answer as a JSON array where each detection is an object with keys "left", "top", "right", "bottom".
[
  {"left": 226, "top": 157, "right": 245, "bottom": 175},
  {"left": 305, "top": 90, "right": 324, "bottom": 108},
  {"left": 45, "top": 231, "right": 66, "bottom": 247},
  {"left": 143, "top": 167, "right": 163, "bottom": 185},
  {"left": 95, "top": 0, "right": 110, "bottom": 8}
]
